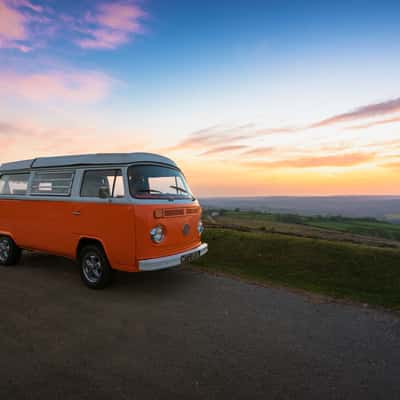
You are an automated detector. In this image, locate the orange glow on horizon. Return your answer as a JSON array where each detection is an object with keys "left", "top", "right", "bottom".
[{"left": 179, "top": 159, "right": 400, "bottom": 197}]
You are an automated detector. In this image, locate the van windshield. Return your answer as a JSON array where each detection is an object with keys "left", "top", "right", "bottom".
[{"left": 128, "top": 165, "right": 194, "bottom": 200}]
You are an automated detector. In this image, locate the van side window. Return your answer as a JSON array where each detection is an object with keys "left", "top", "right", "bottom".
[
  {"left": 80, "top": 169, "right": 125, "bottom": 198},
  {"left": 31, "top": 171, "right": 75, "bottom": 196},
  {"left": 0, "top": 174, "right": 29, "bottom": 195}
]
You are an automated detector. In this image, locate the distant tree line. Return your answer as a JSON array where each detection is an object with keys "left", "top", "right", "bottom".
[{"left": 208, "top": 208, "right": 382, "bottom": 225}]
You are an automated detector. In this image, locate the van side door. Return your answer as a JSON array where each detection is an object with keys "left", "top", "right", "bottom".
[
  {"left": 71, "top": 169, "right": 135, "bottom": 270},
  {"left": 21, "top": 170, "right": 77, "bottom": 256}
]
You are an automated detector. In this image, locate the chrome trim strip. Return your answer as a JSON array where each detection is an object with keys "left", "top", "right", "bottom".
[
  {"left": 0, "top": 195, "right": 199, "bottom": 206},
  {"left": 138, "top": 243, "right": 208, "bottom": 271}
]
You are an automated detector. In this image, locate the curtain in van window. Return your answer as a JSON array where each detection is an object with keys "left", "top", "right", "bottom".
[{"left": 0, "top": 174, "right": 29, "bottom": 195}]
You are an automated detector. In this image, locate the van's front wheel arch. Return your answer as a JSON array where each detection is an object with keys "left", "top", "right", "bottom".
[
  {"left": 0, "top": 235, "right": 22, "bottom": 266},
  {"left": 78, "top": 243, "right": 113, "bottom": 289}
]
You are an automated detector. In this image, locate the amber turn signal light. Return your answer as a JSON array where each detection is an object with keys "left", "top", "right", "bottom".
[{"left": 154, "top": 209, "right": 164, "bottom": 218}]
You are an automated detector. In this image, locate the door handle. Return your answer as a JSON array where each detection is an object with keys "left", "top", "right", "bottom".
[{"left": 72, "top": 211, "right": 81, "bottom": 216}]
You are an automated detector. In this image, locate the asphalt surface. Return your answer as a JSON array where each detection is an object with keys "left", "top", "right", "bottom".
[{"left": 1, "top": 252, "right": 399, "bottom": 400}]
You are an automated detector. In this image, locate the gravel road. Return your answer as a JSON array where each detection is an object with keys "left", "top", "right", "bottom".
[{"left": 0, "top": 252, "right": 399, "bottom": 399}]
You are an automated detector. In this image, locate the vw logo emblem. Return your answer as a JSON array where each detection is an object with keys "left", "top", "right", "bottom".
[{"left": 182, "top": 223, "right": 190, "bottom": 236}]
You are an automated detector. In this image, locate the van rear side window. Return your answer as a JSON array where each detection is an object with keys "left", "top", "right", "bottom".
[
  {"left": 0, "top": 174, "right": 30, "bottom": 195},
  {"left": 31, "top": 171, "right": 75, "bottom": 196},
  {"left": 81, "top": 169, "right": 125, "bottom": 198}
]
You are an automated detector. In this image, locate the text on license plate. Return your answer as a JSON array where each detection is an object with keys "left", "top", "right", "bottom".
[{"left": 181, "top": 251, "right": 200, "bottom": 264}]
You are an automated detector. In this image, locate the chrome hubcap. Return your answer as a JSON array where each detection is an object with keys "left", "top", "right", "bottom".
[
  {"left": 82, "top": 253, "right": 103, "bottom": 283},
  {"left": 0, "top": 239, "right": 10, "bottom": 263}
]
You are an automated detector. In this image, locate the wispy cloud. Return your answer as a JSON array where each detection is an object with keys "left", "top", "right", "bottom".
[
  {"left": 168, "top": 125, "right": 253, "bottom": 152},
  {"left": 345, "top": 116, "right": 400, "bottom": 130},
  {"left": 0, "top": 0, "right": 40, "bottom": 52},
  {"left": 244, "top": 153, "right": 375, "bottom": 169},
  {"left": 0, "top": 121, "right": 21, "bottom": 135},
  {"left": 242, "top": 147, "right": 274, "bottom": 156},
  {"left": 0, "top": 0, "right": 148, "bottom": 53},
  {"left": 254, "top": 97, "right": 400, "bottom": 133},
  {"left": 311, "top": 97, "right": 400, "bottom": 128},
  {"left": 170, "top": 96, "right": 400, "bottom": 159},
  {"left": 200, "top": 145, "right": 248, "bottom": 156},
  {"left": 13, "top": 0, "right": 43, "bottom": 13},
  {"left": 76, "top": 1, "right": 147, "bottom": 49},
  {"left": 254, "top": 126, "right": 303, "bottom": 135},
  {"left": 0, "top": 69, "right": 113, "bottom": 103}
]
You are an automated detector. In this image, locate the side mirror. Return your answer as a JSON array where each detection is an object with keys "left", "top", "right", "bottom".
[{"left": 98, "top": 186, "right": 110, "bottom": 199}]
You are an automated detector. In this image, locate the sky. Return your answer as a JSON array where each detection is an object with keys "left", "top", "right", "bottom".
[{"left": 0, "top": 0, "right": 399, "bottom": 196}]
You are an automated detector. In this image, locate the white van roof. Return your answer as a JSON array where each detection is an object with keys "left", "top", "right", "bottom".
[{"left": 0, "top": 153, "right": 178, "bottom": 172}]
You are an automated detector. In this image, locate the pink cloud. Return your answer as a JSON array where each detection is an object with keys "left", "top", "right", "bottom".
[
  {"left": 345, "top": 115, "right": 400, "bottom": 130},
  {"left": 246, "top": 97, "right": 400, "bottom": 136},
  {"left": 77, "top": 28, "right": 131, "bottom": 50},
  {"left": 254, "top": 126, "right": 302, "bottom": 136},
  {"left": 244, "top": 153, "right": 375, "bottom": 169},
  {"left": 242, "top": 147, "right": 275, "bottom": 156},
  {"left": 200, "top": 145, "right": 249, "bottom": 156},
  {"left": 0, "top": 0, "right": 53, "bottom": 51},
  {"left": 76, "top": 1, "right": 146, "bottom": 50},
  {"left": 20, "top": 0, "right": 42, "bottom": 12},
  {"left": 0, "top": 1, "right": 147, "bottom": 53},
  {"left": 0, "top": 70, "right": 113, "bottom": 103},
  {"left": 311, "top": 97, "right": 400, "bottom": 128},
  {"left": 95, "top": 2, "right": 145, "bottom": 31},
  {"left": 177, "top": 98, "right": 400, "bottom": 148},
  {"left": 10, "top": 0, "right": 43, "bottom": 13},
  {"left": 0, "top": 0, "right": 57, "bottom": 52},
  {"left": 0, "top": 0, "right": 29, "bottom": 49},
  {"left": 168, "top": 125, "right": 254, "bottom": 152}
]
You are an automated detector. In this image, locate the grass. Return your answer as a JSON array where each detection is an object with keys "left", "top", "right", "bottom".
[
  {"left": 209, "top": 210, "right": 400, "bottom": 242},
  {"left": 194, "top": 228, "right": 400, "bottom": 310},
  {"left": 305, "top": 219, "right": 400, "bottom": 241}
]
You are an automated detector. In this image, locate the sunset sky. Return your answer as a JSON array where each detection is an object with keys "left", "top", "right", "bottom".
[{"left": 1, "top": 0, "right": 399, "bottom": 196}]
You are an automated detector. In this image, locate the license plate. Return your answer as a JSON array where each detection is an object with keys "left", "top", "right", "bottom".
[{"left": 181, "top": 251, "right": 200, "bottom": 264}]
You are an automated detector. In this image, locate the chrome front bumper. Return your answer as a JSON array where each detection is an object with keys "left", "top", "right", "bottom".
[{"left": 138, "top": 243, "right": 208, "bottom": 271}]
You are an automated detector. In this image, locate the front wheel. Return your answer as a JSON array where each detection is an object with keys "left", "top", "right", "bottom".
[
  {"left": 79, "top": 245, "right": 113, "bottom": 289},
  {"left": 0, "top": 236, "right": 22, "bottom": 266}
]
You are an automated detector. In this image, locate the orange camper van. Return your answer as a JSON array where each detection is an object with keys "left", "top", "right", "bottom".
[{"left": 0, "top": 153, "right": 208, "bottom": 288}]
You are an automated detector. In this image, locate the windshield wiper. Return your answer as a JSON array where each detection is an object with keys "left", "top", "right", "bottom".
[
  {"left": 170, "top": 185, "right": 196, "bottom": 201},
  {"left": 137, "top": 189, "right": 163, "bottom": 194},
  {"left": 169, "top": 185, "right": 188, "bottom": 194}
]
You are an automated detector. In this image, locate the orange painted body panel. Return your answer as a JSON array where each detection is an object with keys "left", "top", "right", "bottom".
[
  {"left": 134, "top": 204, "right": 202, "bottom": 260},
  {"left": 71, "top": 201, "right": 135, "bottom": 270},
  {"left": 0, "top": 199, "right": 202, "bottom": 272}
]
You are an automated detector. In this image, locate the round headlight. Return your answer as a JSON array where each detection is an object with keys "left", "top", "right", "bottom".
[
  {"left": 197, "top": 220, "right": 204, "bottom": 234},
  {"left": 150, "top": 225, "right": 165, "bottom": 243}
]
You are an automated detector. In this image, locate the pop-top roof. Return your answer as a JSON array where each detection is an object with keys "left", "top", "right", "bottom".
[{"left": 0, "top": 153, "right": 177, "bottom": 172}]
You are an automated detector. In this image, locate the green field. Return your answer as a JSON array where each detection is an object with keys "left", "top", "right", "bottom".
[
  {"left": 194, "top": 229, "right": 400, "bottom": 309},
  {"left": 305, "top": 217, "right": 400, "bottom": 241},
  {"left": 208, "top": 210, "right": 400, "bottom": 242}
]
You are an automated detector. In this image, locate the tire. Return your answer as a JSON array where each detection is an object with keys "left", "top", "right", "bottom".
[
  {"left": 79, "top": 244, "right": 113, "bottom": 289},
  {"left": 0, "top": 235, "right": 22, "bottom": 266}
]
